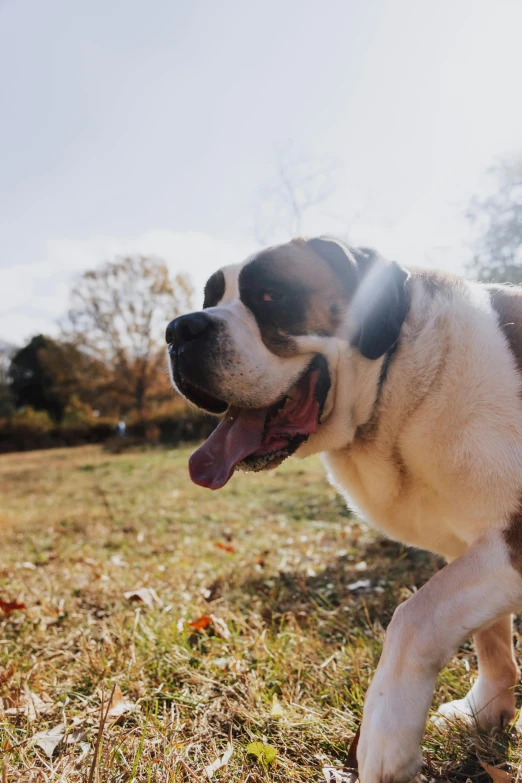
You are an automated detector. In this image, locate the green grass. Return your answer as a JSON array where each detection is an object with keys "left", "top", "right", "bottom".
[{"left": 0, "top": 444, "right": 520, "bottom": 781}]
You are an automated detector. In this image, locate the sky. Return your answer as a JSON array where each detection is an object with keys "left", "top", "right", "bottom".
[{"left": 2, "top": 0, "right": 522, "bottom": 345}]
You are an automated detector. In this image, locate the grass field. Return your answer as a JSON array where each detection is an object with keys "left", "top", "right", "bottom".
[{"left": 0, "top": 444, "right": 521, "bottom": 782}]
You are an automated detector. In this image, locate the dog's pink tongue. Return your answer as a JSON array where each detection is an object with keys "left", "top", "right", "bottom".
[{"left": 189, "top": 406, "right": 267, "bottom": 490}]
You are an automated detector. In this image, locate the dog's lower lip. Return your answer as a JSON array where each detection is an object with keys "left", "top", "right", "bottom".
[{"left": 172, "top": 358, "right": 227, "bottom": 414}]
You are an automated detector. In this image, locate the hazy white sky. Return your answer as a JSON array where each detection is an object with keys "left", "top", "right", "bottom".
[{"left": 2, "top": 0, "right": 522, "bottom": 344}]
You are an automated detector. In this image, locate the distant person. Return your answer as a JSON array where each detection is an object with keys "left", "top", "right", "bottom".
[{"left": 116, "top": 420, "right": 126, "bottom": 437}]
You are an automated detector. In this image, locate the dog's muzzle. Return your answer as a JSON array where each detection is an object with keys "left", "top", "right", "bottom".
[{"left": 166, "top": 312, "right": 228, "bottom": 414}]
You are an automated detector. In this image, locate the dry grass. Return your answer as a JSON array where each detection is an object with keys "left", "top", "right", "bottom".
[{"left": 0, "top": 444, "right": 521, "bottom": 781}]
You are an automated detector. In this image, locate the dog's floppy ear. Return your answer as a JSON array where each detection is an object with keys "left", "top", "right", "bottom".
[
  {"left": 351, "top": 249, "right": 409, "bottom": 360},
  {"left": 306, "top": 236, "right": 358, "bottom": 292},
  {"left": 306, "top": 236, "right": 409, "bottom": 360}
]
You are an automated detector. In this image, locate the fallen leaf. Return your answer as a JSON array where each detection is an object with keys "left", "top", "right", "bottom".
[
  {"left": 0, "top": 599, "right": 26, "bottom": 615},
  {"left": 204, "top": 742, "right": 233, "bottom": 779},
  {"left": 201, "top": 579, "right": 222, "bottom": 602},
  {"left": 262, "top": 745, "right": 278, "bottom": 764},
  {"left": 246, "top": 741, "right": 278, "bottom": 765},
  {"left": 210, "top": 614, "right": 231, "bottom": 640},
  {"left": 247, "top": 741, "right": 265, "bottom": 759},
  {"left": 479, "top": 761, "right": 513, "bottom": 783},
  {"left": 189, "top": 615, "right": 213, "bottom": 631},
  {"left": 33, "top": 725, "right": 64, "bottom": 758},
  {"left": 347, "top": 579, "right": 371, "bottom": 592},
  {"left": 111, "top": 554, "right": 128, "bottom": 567},
  {"left": 65, "top": 729, "right": 87, "bottom": 745},
  {"left": 107, "top": 684, "right": 135, "bottom": 717},
  {"left": 77, "top": 741, "right": 91, "bottom": 761},
  {"left": 76, "top": 557, "right": 99, "bottom": 567},
  {"left": 322, "top": 767, "right": 358, "bottom": 782},
  {"left": 270, "top": 694, "right": 283, "bottom": 718},
  {"left": 5, "top": 685, "right": 53, "bottom": 720},
  {"left": 215, "top": 542, "right": 235, "bottom": 553},
  {"left": 124, "top": 588, "right": 161, "bottom": 609},
  {"left": 345, "top": 726, "right": 360, "bottom": 770},
  {"left": 322, "top": 727, "right": 360, "bottom": 783}
]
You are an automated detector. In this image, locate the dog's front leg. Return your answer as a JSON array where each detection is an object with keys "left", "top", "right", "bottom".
[
  {"left": 357, "top": 531, "right": 522, "bottom": 783},
  {"left": 435, "top": 614, "right": 518, "bottom": 728}
]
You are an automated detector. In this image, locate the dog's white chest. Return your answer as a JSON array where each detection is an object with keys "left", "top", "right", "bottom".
[{"left": 322, "top": 449, "right": 469, "bottom": 560}]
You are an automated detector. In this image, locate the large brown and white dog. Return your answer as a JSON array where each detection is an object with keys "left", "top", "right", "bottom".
[{"left": 166, "top": 237, "right": 522, "bottom": 783}]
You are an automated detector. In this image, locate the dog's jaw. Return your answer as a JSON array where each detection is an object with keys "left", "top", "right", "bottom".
[{"left": 188, "top": 354, "right": 331, "bottom": 489}]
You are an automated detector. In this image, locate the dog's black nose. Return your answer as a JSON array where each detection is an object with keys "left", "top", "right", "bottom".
[{"left": 166, "top": 312, "right": 212, "bottom": 347}]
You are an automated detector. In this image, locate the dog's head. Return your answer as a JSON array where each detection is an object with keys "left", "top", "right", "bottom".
[{"left": 167, "top": 237, "right": 409, "bottom": 489}]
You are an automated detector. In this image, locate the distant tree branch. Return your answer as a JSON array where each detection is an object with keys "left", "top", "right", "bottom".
[
  {"left": 254, "top": 143, "right": 338, "bottom": 244},
  {"left": 467, "top": 157, "right": 522, "bottom": 283}
]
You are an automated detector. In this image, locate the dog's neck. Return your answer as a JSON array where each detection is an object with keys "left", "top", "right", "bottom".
[{"left": 351, "top": 340, "right": 401, "bottom": 443}]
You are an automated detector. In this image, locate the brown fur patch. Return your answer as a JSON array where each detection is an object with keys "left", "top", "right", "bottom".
[
  {"left": 488, "top": 285, "right": 522, "bottom": 375},
  {"left": 474, "top": 617, "right": 518, "bottom": 689},
  {"left": 239, "top": 239, "right": 353, "bottom": 357},
  {"left": 504, "top": 499, "right": 522, "bottom": 575},
  {"left": 281, "top": 239, "right": 354, "bottom": 335},
  {"left": 259, "top": 328, "right": 298, "bottom": 358}
]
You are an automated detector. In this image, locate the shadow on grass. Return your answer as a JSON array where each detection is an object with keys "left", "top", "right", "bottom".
[
  {"left": 236, "top": 536, "right": 445, "bottom": 632},
  {"left": 227, "top": 541, "right": 520, "bottom": 782}
]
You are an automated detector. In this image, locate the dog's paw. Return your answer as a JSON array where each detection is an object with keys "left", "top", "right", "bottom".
[
  {"left": 433, "top": 683, "right": 516, "bottom": 731},
  {"left": 357, "top": 712, "right": 423, "bottom": 783}
]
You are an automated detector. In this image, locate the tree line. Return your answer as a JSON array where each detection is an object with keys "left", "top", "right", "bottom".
[{"left": 1, "top": 256, "right": 193, "bottom": 426}]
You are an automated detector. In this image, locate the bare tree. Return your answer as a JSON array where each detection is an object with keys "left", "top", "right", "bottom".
[
  {"left": 254, "top": 144, "right": 338, "bottom": 244},
  {"left": 467, "top": 157, "right": 522, "bottom": 283},
  {"left": 64, "top": 256, "right": 193, "bottom": 416}
]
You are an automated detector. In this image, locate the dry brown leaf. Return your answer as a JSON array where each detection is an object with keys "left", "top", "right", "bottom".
[
  {"left": 189, "top": 615, "right": 213, "bottom": 631},
  {"left": 479, "top": 761, "right": 513, "bottom": 783},
  {"left": 124, "top": 587, "right": 161, "bottom": 609},
  {"left": 323, "top": 726, "right": 360, "bottom": 782},
  {"left": 107, "top": 684, "right": 135, "bottom": 717},
  {"left": 65, "top": 729, "right": 87, "bottom": 745},
  {"left": 187, "top": 614, "right": 231, "bottom": 639},
  {"left": 204, "top": 742, "right": 233, "bottom": 779},
  {"left": 270, "top": 694, "right": 283, "bottom": 718},
  {"left": 322, "top": 767, "right": 358, "bottom": 782},
  {"left": 345, "top": 726, "right": 360, "bottom": 770},
  {"left": 32, "top": 725, "right": 64, "bottom": 758},
  {"left": 209, "top": 614, "right": 231, "bottom": 640},
  {"left": 4, "top": 685, "right": 53, "bottom": 720},
  {"left": 0, "top": 599, "right": 26, "bottom": 615},
  {"left": 76, "top": 557, "right": 99, "bottom": 567},
  {"left": 215, "top": 542, "right": 235, "bottom": 553}
]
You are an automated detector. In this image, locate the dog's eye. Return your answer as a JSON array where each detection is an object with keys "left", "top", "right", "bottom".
[{"left": 262, "top": 290, "right": 286, "bottom": 304}]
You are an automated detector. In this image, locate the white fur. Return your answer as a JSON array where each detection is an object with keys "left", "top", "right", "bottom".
[{"left": 323, "top": 277, "right": 522, "bottom": 558}]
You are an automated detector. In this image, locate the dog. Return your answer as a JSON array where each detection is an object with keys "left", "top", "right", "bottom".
[{"left": 166, "top": 236, "right": 522, "bottom": 783}]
